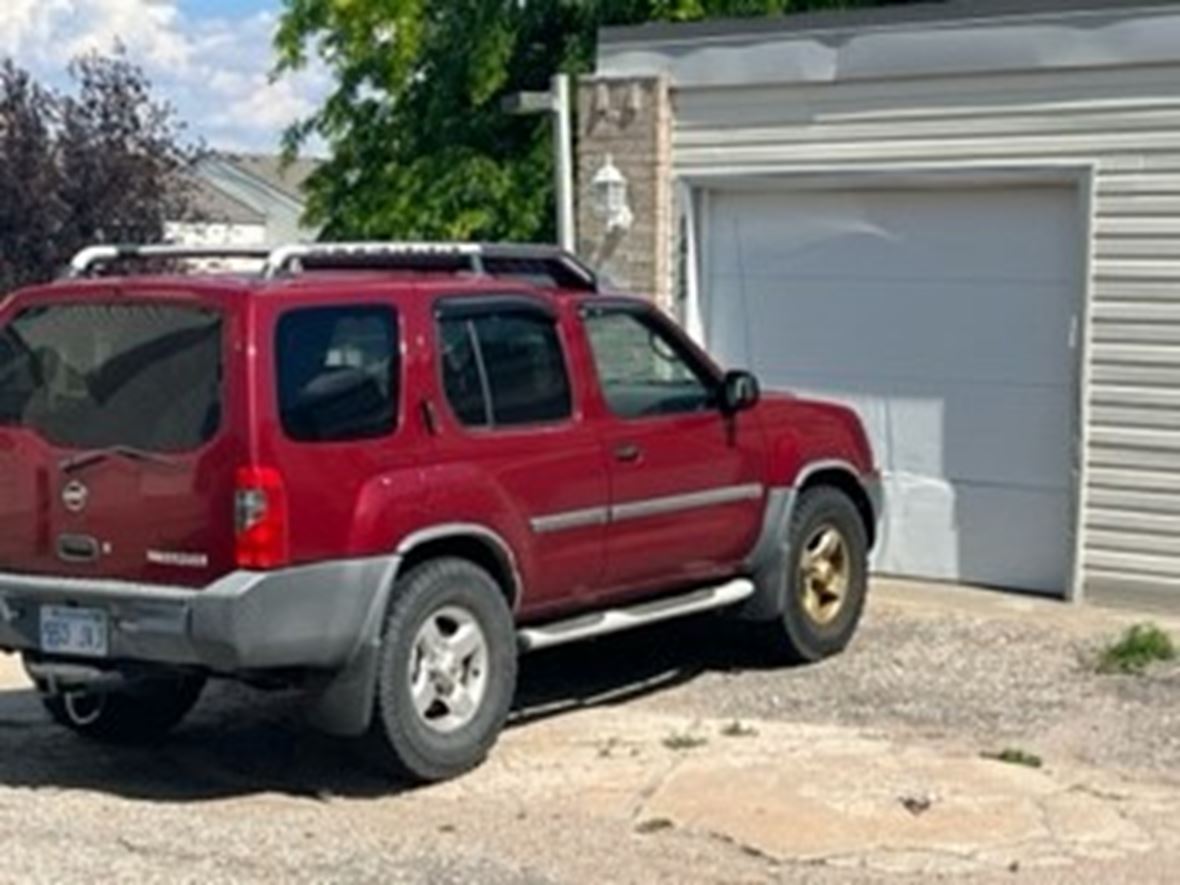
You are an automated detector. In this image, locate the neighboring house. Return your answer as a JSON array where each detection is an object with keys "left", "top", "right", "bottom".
[
  {"left": 166, "top": 153, "right": 321, "bottom": 251},
  {"left": 576, "top": 0, "right": 1180, "bottom": 609}
]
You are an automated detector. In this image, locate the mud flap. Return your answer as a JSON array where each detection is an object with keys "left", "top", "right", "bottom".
[
  {"left": 306, "top": 638, "right": 382, "bottom": 736},
  {"left": 736, "top": 488, "right": 795, "bottom": 622},
  {"left": 305, "top": 556, "right": 402, "bottom": 736}
]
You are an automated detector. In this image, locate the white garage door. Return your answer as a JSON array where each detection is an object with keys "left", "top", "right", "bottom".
[{"left": 701, "top": 185, "right": 1079, "bottom": 594}]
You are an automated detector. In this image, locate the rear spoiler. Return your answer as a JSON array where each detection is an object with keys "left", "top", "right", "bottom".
[{"left": 66, "top": 242, "right": 600, "bottom": 293}]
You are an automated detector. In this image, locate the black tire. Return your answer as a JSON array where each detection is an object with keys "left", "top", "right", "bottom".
[
  {"left": 760, "top": 485, "right": 869, "bottom": 663},
  {"left": 369, "top": 557, "right": 517, "bottom": 783},
  {"left": 40, "top": 673, "right": 205, "bottom": 744}
]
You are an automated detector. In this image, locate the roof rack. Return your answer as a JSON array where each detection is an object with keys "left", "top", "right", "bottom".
[
  {"left": 67, "top": 241, "right": 600, "bottom": 292},
  {"left": 67, "top": 244, "right": 272, "bottom": 278}
]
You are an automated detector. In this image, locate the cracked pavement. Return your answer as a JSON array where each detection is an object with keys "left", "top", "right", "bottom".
[{"left": 0, "top": 580, "right": 1177, "bottom": 883}]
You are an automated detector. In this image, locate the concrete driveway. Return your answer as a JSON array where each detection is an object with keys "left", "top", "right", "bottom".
[{"left": 0, "top": 580, "right": 1177, "bottom": 883}]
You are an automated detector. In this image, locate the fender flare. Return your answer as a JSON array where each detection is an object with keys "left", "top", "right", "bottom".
[
  {"left": 739, "top": 461, "right": 880, "bottom": 622},
  {"left": 307, "top": 522, "right": 522, "bottom": 737}
]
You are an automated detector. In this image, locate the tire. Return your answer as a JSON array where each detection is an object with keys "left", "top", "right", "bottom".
[
  {"left": 39, "top": 673, "right": 206, "bottom": 744},
  {"left": 760, "top": 485, "right": 869, "bottom": 663},
  {"left": 369, "top": 557, "right": 517, "bottom": 783}
]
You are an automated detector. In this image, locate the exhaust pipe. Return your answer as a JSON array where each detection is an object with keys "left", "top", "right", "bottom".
[{"left": 23, "top": 659, "right": 134, "bottom": 694}]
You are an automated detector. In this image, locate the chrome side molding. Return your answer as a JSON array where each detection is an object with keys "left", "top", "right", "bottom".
[{"left": 530, "top": 483, "right": 764, "bottom": 534}]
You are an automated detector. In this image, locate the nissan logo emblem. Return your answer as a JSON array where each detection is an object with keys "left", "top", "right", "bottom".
[{"left": 61, "top": 480, "right": 89, "bottom": 514}]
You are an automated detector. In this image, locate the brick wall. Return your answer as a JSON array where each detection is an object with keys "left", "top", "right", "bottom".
[{"left": 576, "top": 76, "right": 673, "bottom": 309}]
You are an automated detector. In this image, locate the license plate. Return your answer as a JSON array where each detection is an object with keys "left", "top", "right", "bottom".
[{"left": 39, "top": 606, "right": 109, "bottom": 658}]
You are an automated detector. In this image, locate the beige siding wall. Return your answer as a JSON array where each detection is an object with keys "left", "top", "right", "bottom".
[{"left": 670, "top": 62, "right": 1180, "bottom": 602}]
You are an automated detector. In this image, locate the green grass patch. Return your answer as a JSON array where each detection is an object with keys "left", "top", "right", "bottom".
[
  {"left": 1097, "top": 623, "right": 1176, "bottom": 675},
  {"left": 981, "top": 748, "right": 1043, "bottom": 769}
]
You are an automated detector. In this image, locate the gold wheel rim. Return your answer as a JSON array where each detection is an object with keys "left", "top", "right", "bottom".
[{"left": 799, "top": 524, "right": 850, "bottom": 626}]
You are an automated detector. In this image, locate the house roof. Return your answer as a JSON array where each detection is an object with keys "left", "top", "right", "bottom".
[
  {"left": 176, "top": 174, "right": 266, "bottom": 225},
  {"left": 220, "top": 153, "right": 320, "bottom": 203},
  {"left": 597, "top": 0, "right": 1180, "bottom": 90},
  {"left": 171, "top": 152, "right": 322, "bottom": 227},
  {"left": 600, "top": 0, "right": 1180, "bottom": 45}
]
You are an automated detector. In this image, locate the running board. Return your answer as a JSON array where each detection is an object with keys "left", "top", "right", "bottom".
[{"left": 517, "top": 578, "right": 755, "bottom": 652}]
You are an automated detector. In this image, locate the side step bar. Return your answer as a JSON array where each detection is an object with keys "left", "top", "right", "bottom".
[{"left": 517, "top": 578, "right": 755, "bottom": 652}]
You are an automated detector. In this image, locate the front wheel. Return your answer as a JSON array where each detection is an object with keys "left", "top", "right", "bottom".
[
  {"left": 369, "top": 558, "right": 517, "bottom": 783},
  {"left": 38, "top": 673, "right": 206, "bottom": 744},
  {"left": 760, "top": 485, "right": 869, "bottom": 663}
]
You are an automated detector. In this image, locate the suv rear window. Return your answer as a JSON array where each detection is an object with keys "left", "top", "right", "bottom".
[
  {"left": 0, "top": 303, "right": 222, "bottom": 452},
  {"left": 437, "top": 308, "right": 572, "bottom": 428},
  {"left": 276, "top": 306, "right": 398, "bottom": 442}
]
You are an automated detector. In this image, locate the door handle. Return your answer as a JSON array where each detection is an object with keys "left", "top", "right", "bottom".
[{"left": 613, "top": 443, "right": 642, "bottom": 463}]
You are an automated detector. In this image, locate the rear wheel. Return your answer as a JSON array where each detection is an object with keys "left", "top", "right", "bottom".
[
  {"left": 39, "top": 673, "right": 206, "bottom": 744},
  {"left": 760, "top": 485, "right": 869, "bottom": 663},
  {"left": 369, "top": 558, "right": 517, "bottom": 783}
]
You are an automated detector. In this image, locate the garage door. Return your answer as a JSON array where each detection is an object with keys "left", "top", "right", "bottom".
[{"left": 701, "top": 185, "right": 1079, "bottom": 594}]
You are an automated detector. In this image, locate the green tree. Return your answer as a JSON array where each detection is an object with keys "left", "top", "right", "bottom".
[{"left": 275, "top": 0, "right": 891, "bottom": 243}]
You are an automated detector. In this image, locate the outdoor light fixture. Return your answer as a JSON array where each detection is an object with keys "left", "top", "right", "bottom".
[{"left": 592, "top": 154, "right": 632, "bottom": 233}]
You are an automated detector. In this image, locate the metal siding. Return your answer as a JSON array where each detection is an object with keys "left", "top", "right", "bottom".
[{"left": 671, "top": 63, "right": 1180, "bottom": 599}]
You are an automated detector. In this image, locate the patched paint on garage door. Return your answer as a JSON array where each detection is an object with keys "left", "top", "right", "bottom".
[{"left": 700, "top": 184, "right": 1081, "bottom": 594}]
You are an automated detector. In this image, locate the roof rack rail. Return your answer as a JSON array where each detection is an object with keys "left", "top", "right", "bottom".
[
  {"left": 67, "top": 244, "right": 272, "bottom": 278},
  {"left": 66, "top": 241, "right": 601, "bottom": 292},
  {"left": 263, "top": 241, "right": 599, "bottom": 291}
]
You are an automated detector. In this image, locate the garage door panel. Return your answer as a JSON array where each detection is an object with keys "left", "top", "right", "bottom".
[
  {"left": 710, "top": 279, "right": 1075, "bottom": 386},
  {"left": 772, "top": 381, "right": 1072, "bottom": 490},
  {"left": 708, "top": 188, "right": 1076, "bottom": 284},
  {"left": 704, "top": 184, "right": 1078, "bottom": 593},
  {"left": 875, "top": 478, "right": 1070, "bottom": 594}
]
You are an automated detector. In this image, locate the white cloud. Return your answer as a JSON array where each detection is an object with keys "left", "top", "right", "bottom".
[
  {"left": 212, "top": 76, "right": 318, "bottom": 132},
  {"left": 0, "top": 1, "right": 329, "bottom": 154}
]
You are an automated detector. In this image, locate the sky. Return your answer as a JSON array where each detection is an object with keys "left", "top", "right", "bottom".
[{"left": 0, "top": 0, "right": 330, "bottom": 155}]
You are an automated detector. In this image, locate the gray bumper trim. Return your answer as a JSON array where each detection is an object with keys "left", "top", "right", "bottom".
[{"left": 0, "top": 556, "right": 399, "bottom": 674}]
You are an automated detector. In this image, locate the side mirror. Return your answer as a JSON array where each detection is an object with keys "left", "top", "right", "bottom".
[{"left": 720, "top": 370, "right": 760, "bottom": 415}]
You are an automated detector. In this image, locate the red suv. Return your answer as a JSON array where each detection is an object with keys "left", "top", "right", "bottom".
[{"left": 0, "top": 242, "right": 879, "bottom": 781}]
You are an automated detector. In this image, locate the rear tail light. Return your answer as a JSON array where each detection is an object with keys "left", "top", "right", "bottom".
[{"left": 234, "top": 466, "right": 289, "bottom": 569}]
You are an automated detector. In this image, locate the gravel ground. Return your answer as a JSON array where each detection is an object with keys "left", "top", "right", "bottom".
[
  {"left": 517, "top": 587, "right": 1180, "bottom": 777},
  {"left": 0, "top": 581, "right": 1176, "bottom": 883}
]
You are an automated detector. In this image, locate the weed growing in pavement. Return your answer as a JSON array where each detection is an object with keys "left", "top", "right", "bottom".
[
  {"left": 981, "top": 748, "right": 1044, "bottom": 769},
  {"left": 662, "top": 732, "right": 708, "bottom": 751},
  {"left": 635, "top": 818, "right": 675, "bottom": 834},
  {"left": 1097, "top": 623, "right": 1176, "bottom": 675},
  {"left": 720, "top": 720, "right": 758, "bottom": 738}
]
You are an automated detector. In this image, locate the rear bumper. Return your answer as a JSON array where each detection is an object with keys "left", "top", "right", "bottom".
[{"left": 0, "top": 557, "right": 398, "bottom": 674}]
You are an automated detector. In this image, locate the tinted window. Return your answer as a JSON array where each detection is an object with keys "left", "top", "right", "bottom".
[
  {"left": 583, "top": 309, "right": 715, "bottom": 419},
  {"left": 0, "top": 303, "right": 222, "bottom": 452},
  {"left": 276, "top": 306, "right": 397, "bottom": 442},
  {"left": 439, "top": 318, "right": 490, "bottom": 427},
  {"left": 438, "top": 309, "right": 571, "bottom": 428}
]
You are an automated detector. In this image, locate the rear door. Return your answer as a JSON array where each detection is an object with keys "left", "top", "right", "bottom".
[
  {"left": 579, "top": 303, "right": 766, "bottom": 595},
  {"left": 0, "top": 291, "right": 241, "bottom": 586},
  {"left": 429, "top": 295, "right": 608, "bottom": 615}
]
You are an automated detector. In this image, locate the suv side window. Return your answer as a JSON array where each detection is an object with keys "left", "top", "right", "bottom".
[
  {"left": 438, "top": 304, "right": 572, "bottom": 428},
  {"left": 276, "top": 305, "right": 398, "bottom": 442},
  {"left": 583, "top": 307, "right": 716, "bottom": 419}
]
